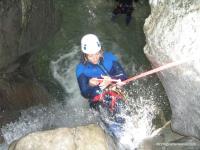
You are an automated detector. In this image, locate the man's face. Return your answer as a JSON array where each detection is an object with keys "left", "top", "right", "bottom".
[{"left": 87, "top": 52, "right": 102, "bottom": 64}]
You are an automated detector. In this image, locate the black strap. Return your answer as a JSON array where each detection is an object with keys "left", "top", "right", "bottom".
[{"left": 97, "top": 61, "right": 110, "bottom": 76}]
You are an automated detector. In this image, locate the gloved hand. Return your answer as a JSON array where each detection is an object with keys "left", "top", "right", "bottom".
[
  {"left": 116, "top": 79, "right": 125, "bottom": 88},
  {"left": 99, "top": 75, "right": 112, "bottom": 90},
  {"left": 89, "top": 78, "right": 100, "bottom": 87}
]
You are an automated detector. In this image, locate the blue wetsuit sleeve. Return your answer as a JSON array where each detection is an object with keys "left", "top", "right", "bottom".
[
  {"left": 76, "top": 64, "right": 101, "bottom": 99},
  {"left": 77, "top": 74, "right": 101, "bottom": 99},
  {"left": 104, "top": 51, "right": 127, "bottom": 81},
  {"left": 109, "top": 61, "right": 128, "bottom": 81}
]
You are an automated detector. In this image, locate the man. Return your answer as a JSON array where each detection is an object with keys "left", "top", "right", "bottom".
[{"left": 76, "top": 34, "right": 127, "bottom": 114}]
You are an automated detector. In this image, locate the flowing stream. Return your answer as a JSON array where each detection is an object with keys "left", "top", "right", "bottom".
[{"left": 0, "top": 0, "right": 171, "bottom": 149}]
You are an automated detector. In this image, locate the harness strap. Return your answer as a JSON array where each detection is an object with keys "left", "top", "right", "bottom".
[{"left": 92, "top": 90, "right": 124, "bottom": 112}]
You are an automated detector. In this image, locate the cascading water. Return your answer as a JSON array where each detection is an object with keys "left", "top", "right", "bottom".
[
  {"left": 0, "top": 45, "right": 168, "bottom": 150},
  {"left": 49, "top": 45, "right": 167, "bottom": 149},
  {"left": 0, "top": 0, "right": 171, "bottom": 149},
  {"left": 0, "top": 48, "right": 98, "bottom": 149}
]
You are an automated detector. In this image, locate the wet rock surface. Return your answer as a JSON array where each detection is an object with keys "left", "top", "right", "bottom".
[
  {"left": 0, "top": 0, "right": 59, "bottom": 70},
  {"left": 140, "top": 121, "right": 200, "bottom": 150},
  {"left": 144, "top": 0, "right": 200, "bottom": 139},
  {"left": 0, "top": 0, "right": 60, "bottom": 124},
  {"left": 8, "top": 124, "right": 115, "bottom": 150}
]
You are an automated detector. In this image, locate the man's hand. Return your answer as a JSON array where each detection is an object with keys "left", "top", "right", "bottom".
[
  {"left": 99, "top": 75, "right": 112, "bottom": 90},
  {"left": 116, "top": 79, "right": 125, "bottom": 87},
  {"left": 89, "top": 78, "right": 100, "bottom": 87}
]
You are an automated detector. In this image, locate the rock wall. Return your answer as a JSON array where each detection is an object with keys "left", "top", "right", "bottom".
[
  {"left": 144, "top": 0, "right": 200, "bottom": 139},
  {"left": 0, "top": 0, "right": 59, "bottom": 112},
  {"left": 0, "top": 0, "right": 58, "bottom": 71}
]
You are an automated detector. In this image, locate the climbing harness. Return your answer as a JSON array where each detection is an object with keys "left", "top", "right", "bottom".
[
  {"left": 93, "top": 88, "right": 126, "bottom": 113},
  {"left": 93, "top": 59, "right": 190, "bottom": 113}
]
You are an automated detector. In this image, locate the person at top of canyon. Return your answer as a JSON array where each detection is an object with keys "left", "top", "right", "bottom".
[{"left": 111, "top": 0, "right": 135, "bottom": 25}]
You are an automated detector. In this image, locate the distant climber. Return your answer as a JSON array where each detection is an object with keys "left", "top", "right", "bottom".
[{"left": 111, "top": 0, "right": 134, "bottom": 25}]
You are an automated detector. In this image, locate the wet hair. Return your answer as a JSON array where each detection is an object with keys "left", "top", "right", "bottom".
[{"left": 81, "top": 49, "right": 104, "bottom": 64}]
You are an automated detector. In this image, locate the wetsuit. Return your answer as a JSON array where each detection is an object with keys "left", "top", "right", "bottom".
[{"left": 76, "top": 51, "right": 127, "bottom": 108}]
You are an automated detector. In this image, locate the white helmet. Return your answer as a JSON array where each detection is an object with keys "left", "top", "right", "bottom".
[{"left": 81, "top": 34, "right": 101, "bottom": 54}]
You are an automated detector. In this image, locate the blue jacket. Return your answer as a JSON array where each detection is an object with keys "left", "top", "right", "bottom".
[{"left": 76, "top": 51, "right": 127, "bottom": 100}]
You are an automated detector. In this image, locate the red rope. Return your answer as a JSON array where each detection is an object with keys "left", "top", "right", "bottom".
[
  {"left": 123, "top": 59, "right": 188, "bottom": 84},
  {"left": 94, "top": 59, "right": 189, "bottom": 86}
]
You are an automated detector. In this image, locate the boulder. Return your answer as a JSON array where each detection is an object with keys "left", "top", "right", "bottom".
[{"left": 9, "top": 124, "right": 114, "bottom": 150}]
